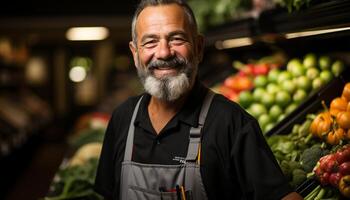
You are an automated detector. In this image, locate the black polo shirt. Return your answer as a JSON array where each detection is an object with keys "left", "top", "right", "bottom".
[{"left": 94, "top": 81, "right": 293, "bottom": 200}]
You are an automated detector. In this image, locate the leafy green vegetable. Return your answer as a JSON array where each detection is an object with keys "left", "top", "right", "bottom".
[
  {"left": 300, "top": 144, "right": 329, "bottom": 173},
  {"left": 44, "top": 158, "right": 102, "bottom": 200}
]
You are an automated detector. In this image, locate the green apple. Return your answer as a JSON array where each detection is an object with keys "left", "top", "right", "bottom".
[
  {"left": 254, "top": 75, "right": 268, "bottom": 88},
  {"left": 319, "top": 56, "right": 331, "bottom": 70},
  {"left": 238, "top": 91, "right": 253, "bottom": 108},
  {"left": 296, "top": 76, "right": 312, "bottom": 92},
  {"left": 253, "top": 88, "right": 266, "bottom": 102},
  {"left": 261, "top": 93, "right": 275, "bottom": 108},
  {"left": 331, "top": 60, "right": 345, "bottom": 77},
  {"left": 306, "top": 67, "right": 320, "bottom": 80},
  {"left": 312, "top": 78, "right": 324, "bottom": 90},
  {"left": 258, "top": 113, "right": 272, "bottom": 130},
  {"left": 269, "top": 105, "right": 283, "bottom": 120},
  {"left": 293, "top": 89, "right": 308, "bottom": 104},
  {"left": 275, "top": 91, "right": 292, "bottom": 108},
  {"left": 277, "top": 71, "right": 293, "bottom": 84},
  {"left": 303, "top": 53, "right": 317, "bottom": 68},
  {"left": 264, "top": 123, "right": 275, "bottom": 134},
  {"left": 266, "top": 83, "right": 280, "bottom": 95},
  {"left": 285, "top": 103, "right": 298, "bottom": 114},
  {"left": 287, "top": 58, "right": 303, "bottom": 72},
  {"left": 268, "top": 68, "right": 281, "bottom": 83},
  {"left": 281, "top": 79, "right": 296, "bottom": 93},
  {"left": 277, "top": 114, "right": 286, "bottom": 122},
  {"left": 320, "top": 70, "right": 334, "bottom": 83},
  {"left": 291, "top": 63, "right": 306, "bottom": 77},
  {"left": 249, "top": 103, "right": 267, "bottom": 118}
]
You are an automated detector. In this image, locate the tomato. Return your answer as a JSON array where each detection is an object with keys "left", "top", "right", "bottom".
[
  {"left": 339, "top": 162, "right": 350, "bottom": 175},
  {"left": 339, "top": 175, "right": 350, "bottom": 198},
  {"left": 320, "top": 172, "right": 331, "bottom": 186},
  {"left": 330, "top": 97, "right": 348, "bottom": 116},
  {"left": 329, "top": 172, "right": 342, "bottom": 187},
  {"left": 320, "top": 154, "right": 338, "bottom": 173},
  {"left": 336, "top": 111, "right": 350, "bottom": 129},
  {"left": 342, "top": 83, "right": 350, "bottom": 102},
  {"left": 336, "top": 149, "right": 350, "bottom": 164}
]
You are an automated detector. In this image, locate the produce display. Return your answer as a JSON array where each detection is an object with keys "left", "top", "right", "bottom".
[
  {"left": 239, "top": 53, "right": 344, "bottom": 134},
  {"left": 44, "top": 112, "right": 110, "bottom": 200},
  {"left": 267, "top": 81, "right": 350, "bottom": 199}
]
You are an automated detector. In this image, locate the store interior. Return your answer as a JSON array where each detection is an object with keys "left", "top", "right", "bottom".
[{"left": 1, "top": 0, "right": 350, "bottom": 199}]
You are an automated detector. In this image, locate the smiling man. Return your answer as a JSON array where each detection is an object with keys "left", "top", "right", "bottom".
[{"left": 94, "top": 0, "right": 304, "bottom": 199}]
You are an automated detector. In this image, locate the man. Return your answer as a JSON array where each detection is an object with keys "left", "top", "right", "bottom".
[{"left": 94, "top": 0, "right": 303, "bottom": 199}]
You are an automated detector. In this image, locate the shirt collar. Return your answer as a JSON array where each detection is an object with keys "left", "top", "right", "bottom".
[{"left": 134, "top": 80, "right": 208, "bottom": 131}]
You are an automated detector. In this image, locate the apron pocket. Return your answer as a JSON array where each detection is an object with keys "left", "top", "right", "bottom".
[{"left": 128, "top": 185, "right": 178, "bottom": 200}]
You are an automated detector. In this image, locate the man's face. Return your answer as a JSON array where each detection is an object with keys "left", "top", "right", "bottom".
[{"left": 130, "top": 4, "right": 203, "bottom": 101}]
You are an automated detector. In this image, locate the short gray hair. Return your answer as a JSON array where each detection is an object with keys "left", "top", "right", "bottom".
[{"left": 131, "top": 0, "right": 198, "bottom": 45}]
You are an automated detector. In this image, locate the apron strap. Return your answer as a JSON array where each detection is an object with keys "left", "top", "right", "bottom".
[
  {"left": 124, "top": 96, "right": 143, "bottom": 161},
  {"left": 186, "top": 90, "right": 215, "bottom": 161}
]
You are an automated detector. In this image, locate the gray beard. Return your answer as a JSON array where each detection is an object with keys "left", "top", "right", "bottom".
[
  {"left": 136, "top": 60, "right": 196, "bottom": 102},
  {"left": 143, "top": 72, "right": 190, "bottom": 101}
]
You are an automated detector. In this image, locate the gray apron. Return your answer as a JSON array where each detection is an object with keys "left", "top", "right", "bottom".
[{"left": 120, "top": 90, "right": 215, "bottom": 200}]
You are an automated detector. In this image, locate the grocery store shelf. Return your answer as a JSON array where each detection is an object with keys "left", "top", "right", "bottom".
[
  {"left": 259, "top": 0, "right": 350, "bottom": 34},
  {"left": 204, "top": 0, "right": 350, "bottom": 47}
]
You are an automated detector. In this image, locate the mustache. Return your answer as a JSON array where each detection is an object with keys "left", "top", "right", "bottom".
[{"left": 147, "top": 56, "right": 188, "bottom": 70}]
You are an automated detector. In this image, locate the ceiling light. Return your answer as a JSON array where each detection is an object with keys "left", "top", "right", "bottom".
[
  {"left": 66, "top": 27, "right": 109, "bottom": 41},
  {"left": 215, "top": 37, "right": 253, "bottom": 50},
  {"left": 69, "top": 66, "right": 87, "bottom": 82}
]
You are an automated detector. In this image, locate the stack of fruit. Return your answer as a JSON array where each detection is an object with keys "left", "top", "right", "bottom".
[
  {"left": 310, "top": 83, "right": 350, "bottom": 145},
  {"left": 312, "top": 145, "right": 350, "bottom": 198},
  {"left": 215, "top": 62, "right": 275, "bottom": 101},
  {"left": 238, "top": 53, "right": 345, "bottom": 134}
]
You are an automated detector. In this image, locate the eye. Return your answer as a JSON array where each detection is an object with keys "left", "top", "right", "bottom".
[
  {"left": 170, "top": 37, "right": 186, "bottom": 45},
  {"left": 142, "top": 40, "right": 158, "bottom": 48}
]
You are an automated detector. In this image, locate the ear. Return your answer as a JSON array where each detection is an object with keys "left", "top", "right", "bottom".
[
  {"left": 129, "top": 41, "right": 138, "bottom": 67},
  {"left": 196, "top": 34, "right": 205, "bottom": 62}
]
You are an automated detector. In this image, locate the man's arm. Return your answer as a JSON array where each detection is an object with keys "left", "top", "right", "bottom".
[{"left": 282, "top": 192, "right": 303, "bottom": 200}]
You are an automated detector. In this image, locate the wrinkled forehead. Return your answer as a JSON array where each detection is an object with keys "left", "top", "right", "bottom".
[{"left": 135, "top": 4, "right": 192, "bottom": 38}]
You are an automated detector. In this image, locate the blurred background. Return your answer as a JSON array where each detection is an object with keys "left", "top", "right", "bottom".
[{"left": 1, "top": 0, "right": 350, "bottom": 199}]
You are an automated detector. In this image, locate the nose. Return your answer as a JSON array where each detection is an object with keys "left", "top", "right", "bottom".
[{"left": 155, "top": 39, "right": 173, "bottom": 60}]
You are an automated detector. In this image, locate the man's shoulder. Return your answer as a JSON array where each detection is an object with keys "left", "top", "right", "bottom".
[{"left": 112, "top": 94, "right": 144, "bottom": 116}]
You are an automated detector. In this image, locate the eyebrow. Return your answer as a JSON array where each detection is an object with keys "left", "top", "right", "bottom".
[{"left": 140, "top": 30, "right": 189, "bottom": 43}]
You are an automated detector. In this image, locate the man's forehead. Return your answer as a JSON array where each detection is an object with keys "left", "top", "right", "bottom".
[{"left": 136, "top": 4, "right": 189, "bottom": 33}]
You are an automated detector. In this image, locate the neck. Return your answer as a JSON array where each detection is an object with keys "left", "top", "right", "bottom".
[{"left": 147, "top": 89, "right": 190, "bottom": 134}]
